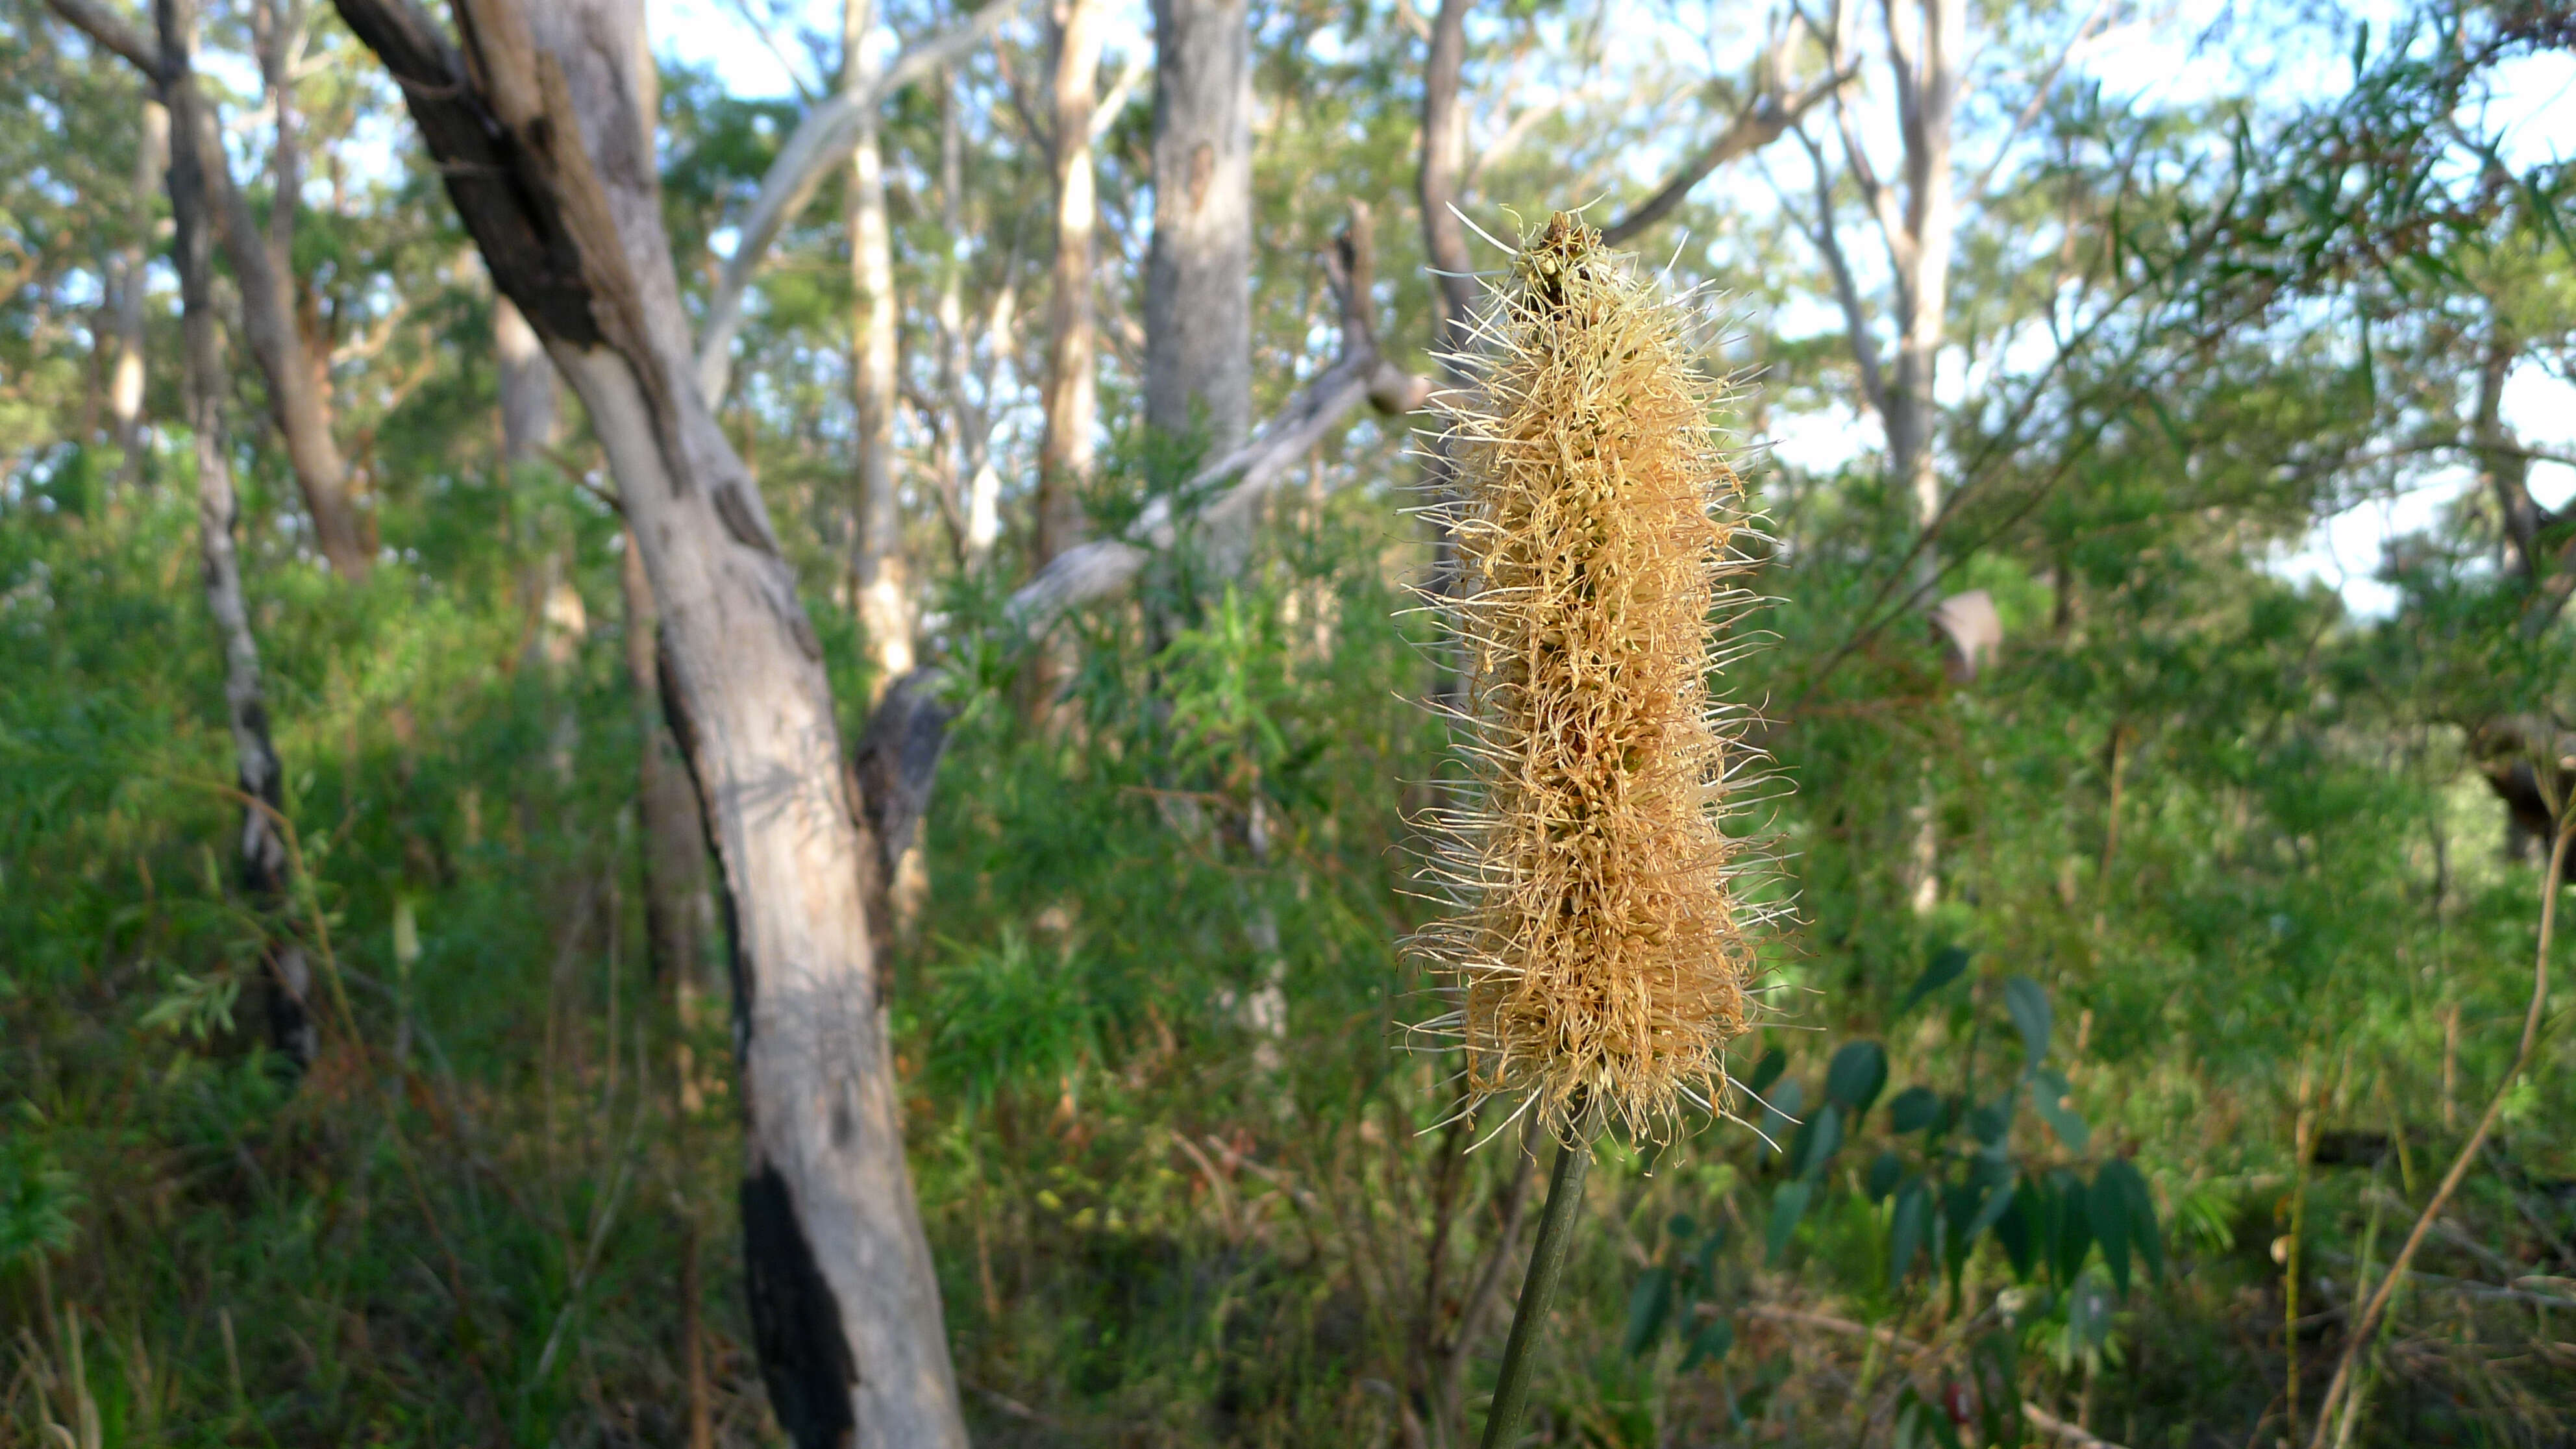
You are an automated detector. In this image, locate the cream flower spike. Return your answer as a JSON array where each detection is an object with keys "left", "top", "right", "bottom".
[{"left": 1410, "top": 212, "right": 1772, "bottom": 1144}]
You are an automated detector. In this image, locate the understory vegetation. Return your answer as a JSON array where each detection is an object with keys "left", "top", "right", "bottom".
[{"left": 6, "top": 0, "right": 2575, "bottom": 1446}]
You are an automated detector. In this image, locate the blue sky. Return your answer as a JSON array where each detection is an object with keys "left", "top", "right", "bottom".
[{"left": 645, "top": 0, "right": 2576, "bottom": 617}]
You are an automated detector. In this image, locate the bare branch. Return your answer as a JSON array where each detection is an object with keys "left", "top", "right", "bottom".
[
  {"left": 693, "top": 0, "right": 1032, "bottom": 405},
  {"left": 43, "top": 0, "right": 166, "bottom": 79},
  {"left": 1600, "top": 42, "right": 1855, "bottom": 247},
  {"left": 1966, "top": 0, "right": 2113, "bottom": 201},
  {"left": 1089, "top": 43, "right": 1145, "bottom": 145},
  {"left": 1784, "top": 127, "right": 1887, "bottom": 417},
  {"left": 1004, "top": 219, "right": 1426, "bottom": 636},
  {"left": 721, "top": 0, "right": 823, "bottom": 102}
]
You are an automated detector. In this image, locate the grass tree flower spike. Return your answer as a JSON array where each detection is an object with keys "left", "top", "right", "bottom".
[{"left": 1415, "top": 211, "right": 1772, "bottom": 1146}]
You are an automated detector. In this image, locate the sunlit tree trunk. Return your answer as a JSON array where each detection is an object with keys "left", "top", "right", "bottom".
[
  {"left": 108, "top": 99, "right": 167, "bottom": 489},
  {"left": 1143, "top": 0, "right": 1250, "bottom": 453},
  {"left": 843, "top": 0, "right": 914, "bottom": 693},
  {"left": 155, "top": 0, "right": 314, "bottom": 1070},
  {"left": 932, "top": 66, "right": 1007, "bottom": 575},
  {"left": 1035, "top": 0, "right": 1104, "bottom": 571},
  {"left": 327, "top": 3, "right": 968, "bottom": 1442}
]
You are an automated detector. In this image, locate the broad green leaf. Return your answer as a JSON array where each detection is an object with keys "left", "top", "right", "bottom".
[
  {"left": 1968, "top": 1095, "right": 2011, "bottom": 1147},
  {"left": 1865, "top": 1148, "right": 1903, "bottom": 1202},
  {"left": 2003, "top": 976, "right": 2053, "bottom": 1063},
  {"left": 1887, "top": 1085, "right": 1942, "bottom": 1133},
  {"left": 1826, "top": 1040, "right": 1890, "bottom": 1115},
  {"left": 1904, "top": 944, "right": 1972, "bottom": 1011}
]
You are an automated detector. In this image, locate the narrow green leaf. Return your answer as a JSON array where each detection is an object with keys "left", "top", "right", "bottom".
[
  {"left": 1890, "top": 1178, "right": 1931, "bottom": 1292},
  {"left": 2003, "top": 976, "right": 2053, "bottom": 1063},
  {"left": 1746, "top": 1047, "right": 1787, "bottom": 1096},
  {"left": 2101, "top": 1158, "right": 2164, "bottom": 1283},
  {"left": 1624, "top": 1267, "right": 1674, "bottom": 1357},
  {"left": 1794, "top": 1102, "right": 1844, "bottom": 1181},
  {"left": 1766, "top": 1181, "right": 1812, "bottom": 1265},
  {"left": 2028, "top": 1067, "right": 2090, "bottom": 1152},
  {"left": 2090, "top": 1167, "right": 2134, "bottom": 1295},
  {"left": 1679, "top": 1316, "right": 1733, "bottom": 1371}
]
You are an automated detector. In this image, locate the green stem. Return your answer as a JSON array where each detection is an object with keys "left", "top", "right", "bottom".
[{"left": 1479, "top": 1134, "right": 1592, "bottom": 1449}]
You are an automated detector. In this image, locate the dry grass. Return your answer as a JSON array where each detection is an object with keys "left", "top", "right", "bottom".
[{"left": 1411, "top": 212, "right": 1774, "bottom": 1142}]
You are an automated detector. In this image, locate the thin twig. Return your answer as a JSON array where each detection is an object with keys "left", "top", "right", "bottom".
[{"left": 2305, "top": 817, "right": 2574, "bottom": 1446}]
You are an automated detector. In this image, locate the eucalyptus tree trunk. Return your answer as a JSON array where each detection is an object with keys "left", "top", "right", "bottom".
[
  {"left": 1879, "top": 0, "right": 1963, "bottom": 547},
  {"left": 1035, "top": 0, "right": 1105, "bottom": 569},
  {"left": 158, "top": 0, "right": 315, "bottom": 1070},
  {"left": 195, "top": 24, "right": 368, "bottom": 578},
  {"left": 619, "top": 535, "right": 715, "bottom": 988},
  {"left": 1881, "top": 0, "right": 1963, "bottom": 915},
  {"left": 1143, "top": 0, "right": 1251, "bottom": 453},
  {"left": 1415, "top": 0, "right": 1475, "bottom": 708},
  {"left": 327, "top": 2, "right": 967, "bottom": 1443},
  {"left": 1417, "top": 0, "right": 1476, "bottom": 365},
  {"left": 495, "top": 297, "right": 558, "bottom": 468},
  {"left": 108, "top": 100, "right": 167, "bottom": 488},
  {"left": 843, "top": 0, "right": 914, "bottom": 690},
  {"left": 47, "top": 0, "right": 367, "bottom": 576}
]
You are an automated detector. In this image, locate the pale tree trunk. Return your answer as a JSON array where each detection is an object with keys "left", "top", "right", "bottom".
[
  {"left": 181, "top": 29, "right": 368, "bottom": 577},
  {"left": 967, "top": 280, "right": 1013, "bottom": 568},
  {"left": 1887, "top": 0, "right": 1961, "bottom": 917},
  {"left": 43, "top": 0, "right": 365, "bottom": 576},
  {"left": 1802, "top": 0, "right": 1963, "bottom": 914},
  {"left": 932, "top": 66, "right": 1008, "bottom": 575},
  {"left": 1416, "top": 0, "right": 1474, "bottom": 712},
  {"left": 108, "top": 100, "right": 168, "bottom": 488},
  {"left": 327, "top": 3, "right": 969, "bottom": 1444},
  {"left": 496, "top": 297, "right": 558, "bottom": 469},
  {"left": 1143, "top": 0, "right": 1251, "bottom": 453},
  {"left": 1417, "top": 0, "right": 1476, "bottom": 363},
  {"left": 619, "top": 538, "right": 715, "bottom": 989},
  {"left": 156, "top": 0, "right": 315, "bottom": 1070},
  {"left": 1035, "top": 0, "right": 1104, "bottom": 570},
  {"left": 843, "top": 0, "right": 914, "bottom": 692}
]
